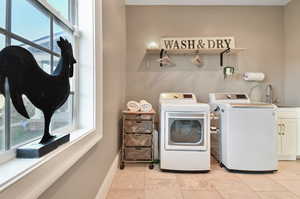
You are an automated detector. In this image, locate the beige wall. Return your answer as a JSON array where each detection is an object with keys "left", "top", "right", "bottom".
[
  {"left": 126, "top": 6, "right": 285, "bottom": 110},
  {"left": 38, "top": 0, "right": 126, "bottom": 198},
  {"left": 284, "top": 0, "right": 300, "bottom": 106}
]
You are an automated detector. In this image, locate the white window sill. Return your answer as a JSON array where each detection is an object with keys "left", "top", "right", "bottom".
[{"left": 0, "top": 127, "right": 101, "bottom": 198}]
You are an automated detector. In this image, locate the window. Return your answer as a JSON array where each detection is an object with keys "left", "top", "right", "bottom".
[
  {"left": 0, "top": 0, "right": 77, "bottom": 152},
  {"left": 0, "top": 33, "right": 4, "bottom": 48},
  {"left": 53, "top": 21, "right": 73, "bottom": 54},
  {"left": 0, "top": 94, "right": 4, "bottom": 151},
  {"left": 47, "top": 0, "right": 70, "bottom": 21},
  {"left": 0, "top": 0, "right": 5, "bottom": 28},
  {"left": 0, "top": 34, "right": 5, "bottom": 152},
  {"left": 11, "top": 40, "right": 52, "bottom": 73},
  {"left": 12, "top": 1, "right": 51, "bottom": 49},
  {"left": 0, "top": 1, "right": 97, "bottom": 195}
]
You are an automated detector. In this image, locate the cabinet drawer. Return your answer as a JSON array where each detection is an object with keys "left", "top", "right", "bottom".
[
  {"left": 125, "top": 134, "right": 152, "bottom": 147},
  {"left": 124, "top": 114, "right": 154, "bottom": 121},
  {"left": 124, "top": 120, "right": 153, "bottom": 133},
  {"left": 124, "top": 147, "right": 152, "bottom": 161}
]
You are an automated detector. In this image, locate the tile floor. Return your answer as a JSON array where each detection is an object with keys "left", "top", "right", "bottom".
[{"left": 106, "top": 158, "right": 300, "bottom": 199}]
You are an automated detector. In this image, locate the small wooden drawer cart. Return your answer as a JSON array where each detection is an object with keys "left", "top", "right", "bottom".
[{"left": 120, "top": 110, "right": 156, "bottom": 169}]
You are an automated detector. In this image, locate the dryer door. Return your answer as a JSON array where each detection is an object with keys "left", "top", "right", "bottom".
[{"left": 165, "top": 112, "right": 208, "bottom": 151}]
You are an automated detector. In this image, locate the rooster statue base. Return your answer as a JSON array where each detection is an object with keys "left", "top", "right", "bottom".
[{"left": 0, "top": 38, "right": 76, "bottom": 158}]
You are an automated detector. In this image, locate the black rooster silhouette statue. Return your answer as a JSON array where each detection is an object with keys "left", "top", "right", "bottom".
[{"left": 0, "top": 37, "right": 76, "bottom": 144}]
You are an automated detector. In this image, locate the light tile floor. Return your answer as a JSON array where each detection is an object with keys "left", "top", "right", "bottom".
[{"left": 106, "top": 158, "right": 300, "bottom": 199}]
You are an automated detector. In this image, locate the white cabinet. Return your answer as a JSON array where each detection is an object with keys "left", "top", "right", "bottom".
[
  {"left": 277, "top": 108, "right": 300, "bottom": 160},
  {"left": 277, "top": 119, "right": 297, "bottom": 160}
]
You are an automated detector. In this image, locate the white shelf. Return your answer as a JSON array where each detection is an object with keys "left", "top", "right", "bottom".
[{"left": 146, "top": 48, "right": 246, "bottom": 55}]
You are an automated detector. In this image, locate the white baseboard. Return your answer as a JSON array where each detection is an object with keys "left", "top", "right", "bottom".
[
  {"left": 94, "top": 154, "right": 119, "bottom": 199},
  {"left": 278, "top": 155, "right": 297, "bottom": 161}
]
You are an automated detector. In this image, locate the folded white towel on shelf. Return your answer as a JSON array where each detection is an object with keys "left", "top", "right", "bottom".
[
  {"left": 140, "top": 100, "right": 153, "bottom": 112},
  {"left": 127, "top": 101, "right": 141, "bottom": 112}
]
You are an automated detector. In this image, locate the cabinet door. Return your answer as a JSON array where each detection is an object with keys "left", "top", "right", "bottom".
[
  {"left": 298, "top": 119, "right": 300, "bottom": 156},
  {"left": 277, "top": 120, "right": 284, "bottom": 154},
  {"left": 281, "top": 119, "right": 297, "bottom": 156}
]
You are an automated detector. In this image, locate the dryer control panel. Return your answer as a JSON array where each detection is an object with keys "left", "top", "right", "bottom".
[{"left": 159, "top": 93, "right": 197, "bottom": 104}]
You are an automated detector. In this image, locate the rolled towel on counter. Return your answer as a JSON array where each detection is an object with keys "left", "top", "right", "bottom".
[
  {"left": 243, "top": 72, "right": 265, "bottom": 82},
  {"left": 140, "top": 100, "right": 153, "bottom": 112},
  {"left": 127, "top": 101, "right": 141, "bottom": 112}
]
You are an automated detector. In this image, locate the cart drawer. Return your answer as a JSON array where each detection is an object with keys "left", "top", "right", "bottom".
[
  {"left": 124, "top": 147, "right": 152, "bottom": 161},
  {"left": 124, "top": 114, "right": 153, "bottom": 121},
  {"left": 124, "top": 120, "right": 153, "bottom": 133},
  {"left": 125, "top": 134, "right": 152, "bottom": 147}
]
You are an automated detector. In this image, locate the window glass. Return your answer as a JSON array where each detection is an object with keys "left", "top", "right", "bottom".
[
  {"left": 53, "top": 55, "right": 60, "bottom": 72},
  {"left": 0, "top": 34, "right": 4, "bottom": 151},
  {"left": 11, "top": 0, "right": 51, "bottom": 49},
  {"left": 0, "top": 94, "right": 4, "bottom": 151},
  {"left": 51, "top": 94, "right": 73, "bottom": 132},
  {"left": 12, "top": 40, "right": 52, "bottom": 74},
  {"left": 53, "top": 55, "right": 75, "bottom": 91},
  {"left": 10, "top": 97, "right": 44, "bottom": 147},
  {"left": 47, "top": 0, "right": 69, "bottom": 20},
  {"left": 51, "top": 56, "right": 74, "bottom": 132},
  {"left": 0, "top": 33, "right": 4, "bottom": 50},
  {"left": 53, "top": 22, "right": 73, "bottom": 54},
  {"left": 11, "top": 95, "right": 73, "bottom": 147},
  {"left": 0, "top": 0, "right": 5, "bottom": 28}
]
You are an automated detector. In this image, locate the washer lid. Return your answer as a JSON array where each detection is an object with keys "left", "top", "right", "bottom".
[{"left": 230, "top": 103, "right": 276, "bottom": 109}]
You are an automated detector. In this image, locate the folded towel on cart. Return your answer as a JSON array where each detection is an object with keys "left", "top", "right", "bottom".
[
  {"left": 140, "top": 100, "right": 153, "bottom": 112},
  {"left": 127, "top": 101, "right": 141, "bottom": 112}
]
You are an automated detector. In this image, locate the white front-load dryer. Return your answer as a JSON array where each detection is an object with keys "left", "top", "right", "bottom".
[{"left": 159, "top": 93, "right": 210, "bottom": 171}]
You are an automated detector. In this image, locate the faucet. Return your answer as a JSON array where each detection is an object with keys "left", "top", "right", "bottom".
[{"left": 266, "top": 84, "right": 273, "bottom": 104}]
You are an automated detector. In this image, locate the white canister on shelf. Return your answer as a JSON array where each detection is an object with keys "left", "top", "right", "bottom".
[{"left": 243, "top": 72, "right": 265, "bottom": 82}]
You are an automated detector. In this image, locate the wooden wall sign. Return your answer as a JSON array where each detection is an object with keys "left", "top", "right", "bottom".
[{"left": 161, "top": 37, "right": 235, "bottom": 50}]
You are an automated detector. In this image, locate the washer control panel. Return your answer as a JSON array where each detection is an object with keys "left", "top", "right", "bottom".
[{"left": 209, "top": 93, "right": 250, "bottom": 104}]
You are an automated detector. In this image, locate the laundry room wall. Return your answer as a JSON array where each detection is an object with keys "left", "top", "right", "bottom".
[
  {"left": 126, "top": 6, "right": 285, "bottom": 110},
  {"left": 284, "top": 0, "right": 300, "bottom": 106}
]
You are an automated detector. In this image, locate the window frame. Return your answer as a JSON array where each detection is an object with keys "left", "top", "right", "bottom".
[{"left": 0, "top": 0, "right": 78, "bottom": 163}]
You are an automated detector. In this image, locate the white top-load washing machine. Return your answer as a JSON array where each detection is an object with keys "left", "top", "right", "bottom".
[
  {"left": 209, "top": 93, "right": 278, "bottom": 172},
  {"left": 159, "top": 93, "right": 210, "bottom": 171}
]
